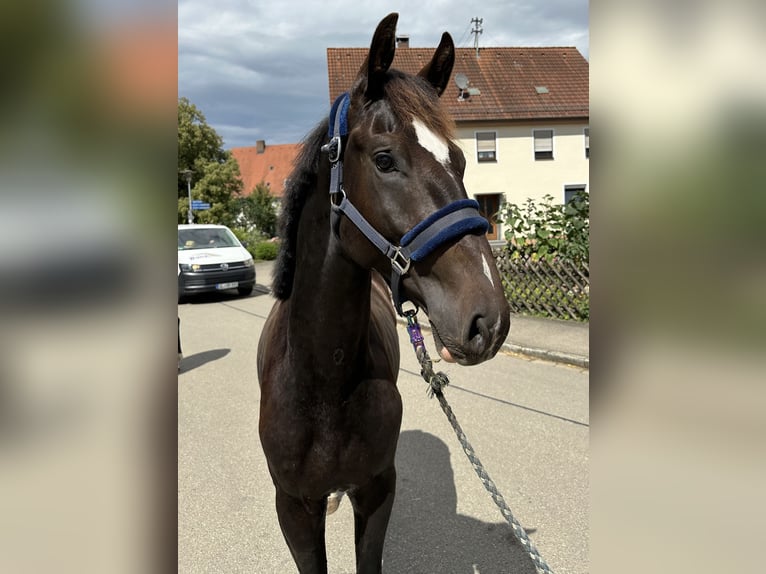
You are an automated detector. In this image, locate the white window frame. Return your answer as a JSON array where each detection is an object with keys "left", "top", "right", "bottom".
[
  {"left": 533, "top": 128, "right": 554, "bottom": 160},
  {"left": 475, "top": 131, "right": 498, "bottom": 163},
  {"left": 584, "top": 127, "right": 589, "bottom": 159}
]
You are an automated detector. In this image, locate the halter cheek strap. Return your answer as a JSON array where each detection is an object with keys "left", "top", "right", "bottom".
[{"left": 322, "top": 92, "right": 489, "bottom": 316}]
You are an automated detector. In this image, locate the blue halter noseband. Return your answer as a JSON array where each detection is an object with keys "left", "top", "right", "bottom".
[{"left": 322, "top": 92, "right": 489, "bottom": 316}]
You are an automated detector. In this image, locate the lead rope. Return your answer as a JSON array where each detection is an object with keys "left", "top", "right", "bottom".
[{"left": 404, "top": 310, "right": 554, "bottom": 574}]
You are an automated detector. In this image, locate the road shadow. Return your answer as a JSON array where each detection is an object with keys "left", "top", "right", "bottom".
[
  {"left": 179, "top": 348, "right": 230, "bottom": 373},
  {"left": 384, "top": 430, "right": 538, "bottom": 574},
  {"left": 179, "top": 284, "right": 271, "bottom": 305}
]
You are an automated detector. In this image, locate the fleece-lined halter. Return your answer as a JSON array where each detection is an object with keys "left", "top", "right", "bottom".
[{"left": 322, "top": 92, "right": 489, "bottom": 316}]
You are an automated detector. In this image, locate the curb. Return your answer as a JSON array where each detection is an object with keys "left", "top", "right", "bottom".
[
  {"left": 396, "top": 316, "right": 589, "bottom": 370},
  {"left": 501, "top": 342, "right": 589, "bottom": 369}
]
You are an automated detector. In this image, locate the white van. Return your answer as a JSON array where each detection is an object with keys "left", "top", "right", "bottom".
[{"left": 178, "top": 224, "right": 255, "bottom": 300}]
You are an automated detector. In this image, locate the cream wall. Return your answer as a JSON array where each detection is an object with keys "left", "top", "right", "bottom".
[{"left": 455, "top": 120, "right": 589, "bottom": 206}]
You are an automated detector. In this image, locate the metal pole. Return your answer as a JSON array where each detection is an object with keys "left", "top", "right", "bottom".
[
  {"left": 187, "top": 177, "right": 193, "bottom": 224},
  {"left": 181, "top": 170, "right": 194, "bottom": 224},
  {"left": 471, "top": 17, "right": 483, "bottom": 59}
]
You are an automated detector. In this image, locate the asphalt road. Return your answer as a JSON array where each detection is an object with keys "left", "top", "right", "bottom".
[{"left": 178, "top": 268, "right": 589, "bottom": 574}]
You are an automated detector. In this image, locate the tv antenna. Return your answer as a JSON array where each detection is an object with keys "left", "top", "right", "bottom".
[
  {"left": 455, "top": 73, "right": 469, "bottom": 101},
  {"left": 471, "top": 17, "right": 483, "bottom": 58}
]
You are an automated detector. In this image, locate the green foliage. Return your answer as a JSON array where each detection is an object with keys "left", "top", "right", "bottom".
[
  {"left": 230, "top": 226, "right": 253, "bottom": 247},
  {"left": 494, "top": 193, "right": 590, "bottom": 321},
  {"left": 497, "top": 192, "right": 589, "bottom": 263},
  {"left": 254, "top": 241, "right": 279, "bottom": 261},
  {"left": 237, "top": 183, "right": 278, "bottom": 238},
  {"left": 231, "top": 226, "right": 266, "bottom": 257},
  {"left": 177, "top": 97, "right": 243, "bottom": 225},
  {"left": 230, "top": 227, "right": 278, "bottom": 260},
  {"left": 178, "top": 97, "right": 227, "bottom": 173}
]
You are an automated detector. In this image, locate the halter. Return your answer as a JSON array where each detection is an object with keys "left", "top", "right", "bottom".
[{"left": 322, "top": 92, "right": 489, "bottom": 316}]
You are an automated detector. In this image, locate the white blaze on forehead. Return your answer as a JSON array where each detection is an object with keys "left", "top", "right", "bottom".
[{"left": 412, "top": 118, "right": 450, "bottom": 166}]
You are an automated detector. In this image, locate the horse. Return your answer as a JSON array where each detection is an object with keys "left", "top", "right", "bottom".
[{"left": 257, "top": 13, "right": 511, "bottom": 573}]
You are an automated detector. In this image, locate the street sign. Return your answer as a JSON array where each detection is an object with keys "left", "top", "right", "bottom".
[{"left": 191, "top": 201, "right": 211, "bottom": 210}]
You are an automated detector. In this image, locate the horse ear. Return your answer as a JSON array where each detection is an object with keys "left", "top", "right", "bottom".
[
  {"left": 363, "top": 12, "right": 398, "bottom": 100},
  {"left": 418, "top": 32, "right": 455, "bottom": 97}
]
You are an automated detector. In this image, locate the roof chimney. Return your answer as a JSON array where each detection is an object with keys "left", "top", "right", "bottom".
[
  {"left": 396, "top": 35, "right": 409, "bottom": 48},
  {"left": 256, "top": 140, "right": 266, "bottom": 154}
]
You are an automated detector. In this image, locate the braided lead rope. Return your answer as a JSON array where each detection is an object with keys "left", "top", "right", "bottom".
[{"left": 404, "top": 312, "right": 554, "bottom": 574}]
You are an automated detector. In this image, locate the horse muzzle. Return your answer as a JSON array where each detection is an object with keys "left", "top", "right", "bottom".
[{"left": 430, "top": 302, "right": 510, "bottom": 366}]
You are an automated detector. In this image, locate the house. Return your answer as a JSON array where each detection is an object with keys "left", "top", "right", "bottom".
[
  {"left": 327, "top": 43, "right": 589, "bottom": 243},
  {"left": 230, "top": 140, "right": 301, "bottom": 200}
]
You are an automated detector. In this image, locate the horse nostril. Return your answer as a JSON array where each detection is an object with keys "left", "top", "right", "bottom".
[{"left": 468, "top": 315, "right": 489, "bottom": 346}]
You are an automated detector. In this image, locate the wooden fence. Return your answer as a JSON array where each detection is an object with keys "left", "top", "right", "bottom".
[{"left": 493, "top": 250, "right": 589, "bottom": 321}]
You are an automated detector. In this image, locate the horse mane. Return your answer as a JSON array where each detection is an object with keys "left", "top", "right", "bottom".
[
  {"left": 271, "top": 119, "right": 328, "bottom": 299},
  {"left": 272, "top": 70, "right": 454, "bottom": 300}
]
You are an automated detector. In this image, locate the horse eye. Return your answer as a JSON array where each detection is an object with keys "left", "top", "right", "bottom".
[{"left": 374, "top": 153, "right": 396, "bottom": 172}]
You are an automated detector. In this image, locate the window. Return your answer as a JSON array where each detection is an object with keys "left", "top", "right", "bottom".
[
  {"left": 564, "top": 185, "right": 586, "bottom": 204},
  {"left": 476, "top": 132, "right": 496, "bottom": 162},
  {"left": 178, "top": 227, "right": 239, "bottom": 250},
  {"left": 533, "top": 129, "right": 554, "bottom": 160},
  {"left": 584, "top": 127, "right": 589, "bottom": 159},
  {"left": 476, "top": 194, "right": 502, "bottom": 241}
]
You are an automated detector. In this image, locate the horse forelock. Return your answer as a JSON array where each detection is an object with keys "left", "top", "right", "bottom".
[
  {"left": 383, "top": 71, "right": 455, "bottom": 142},
  {"left": 352, "top": 70, "right": 455, "bottom": 141},
  {"left": 272, "top": 120, "right": 328, "bottom": 300}
]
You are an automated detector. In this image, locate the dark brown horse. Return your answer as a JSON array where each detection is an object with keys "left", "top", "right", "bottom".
[{"left": 257, "top": 13, "right": 511, "bottom": 573}]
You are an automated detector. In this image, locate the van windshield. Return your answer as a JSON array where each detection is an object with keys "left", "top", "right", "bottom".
[{"left": 178, "top": 228, "right": 239, "bottom": 250}]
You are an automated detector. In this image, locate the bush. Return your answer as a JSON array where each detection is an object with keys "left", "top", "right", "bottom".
[
  {"left": 254, "top": 240, "right": 278, "bottom": 261},
  {"left": 231, "top": 226, "right": 267, "bottom": 258},
  {"left": 494, "top": 193, "right": 589, "bottom": 321},
  {"left": 497, "top": 192, "right": 589, "bottom": 263}
]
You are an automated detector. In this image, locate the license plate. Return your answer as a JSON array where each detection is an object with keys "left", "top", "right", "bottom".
[{"left": 216, "top": 282, "right": 238, "bottom": 290}]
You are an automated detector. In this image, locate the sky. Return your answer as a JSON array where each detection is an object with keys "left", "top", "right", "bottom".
[{"left": 178, "top": 0, "right": 589, "bottom": 149}]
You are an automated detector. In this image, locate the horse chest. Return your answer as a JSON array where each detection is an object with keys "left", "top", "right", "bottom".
[{"left": 261, "top": 379, "right": 402, "bottom": 495}]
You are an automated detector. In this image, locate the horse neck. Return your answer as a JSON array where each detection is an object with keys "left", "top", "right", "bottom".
[{"left": 287, "top": 173, "right": 373, "bottom": 371}]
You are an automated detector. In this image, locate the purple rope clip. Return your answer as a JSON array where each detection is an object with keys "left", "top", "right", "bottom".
[{"left": 404, "top": 310, "right": 425, "bottom": 353}]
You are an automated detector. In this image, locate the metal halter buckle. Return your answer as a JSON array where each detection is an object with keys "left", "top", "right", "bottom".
[
  {"left": 390, "top": 247, "right": 411, "bottom": 276},
  {"left": 322, "top": 136, "right": 342, "bottom": 163}
]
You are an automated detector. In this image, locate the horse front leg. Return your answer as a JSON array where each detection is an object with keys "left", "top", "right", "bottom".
[
  {"left": 349, "top": 466, "right": 397, "bottom": 574},
  {"left": 274, "top": 486, "right": 328, "bottom": 574}
]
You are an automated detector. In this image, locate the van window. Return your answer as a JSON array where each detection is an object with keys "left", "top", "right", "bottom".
[{"left": 178, "top": 228, "right": 239, "bottom": 250}]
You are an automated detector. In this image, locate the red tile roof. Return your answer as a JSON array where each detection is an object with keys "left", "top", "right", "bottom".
[
  {"left": 230, "top": 143, "right": 301, "bottom": 198},
  {"left": 327, "top": 47, "right": 589, "bottom": 122}
]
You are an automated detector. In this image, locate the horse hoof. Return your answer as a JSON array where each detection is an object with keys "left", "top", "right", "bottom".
[{"left": 326, "top": 491, "right": 344, "bottom": 515}]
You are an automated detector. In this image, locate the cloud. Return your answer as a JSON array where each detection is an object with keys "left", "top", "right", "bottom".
[{"left": 178, "top": 1, "right": 589, "bottom": 147}]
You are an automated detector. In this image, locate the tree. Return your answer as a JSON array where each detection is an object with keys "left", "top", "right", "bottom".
[
  {"left": 177, "top": 97, "right": 242, "bottom": 225},
  {"left": 237, "top": 183, "right": 278, "bottom": 238}
]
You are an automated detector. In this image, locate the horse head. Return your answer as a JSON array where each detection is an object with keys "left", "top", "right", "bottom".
[{"left": 333, "top": 13, "right": 511, "bottom": 366}]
